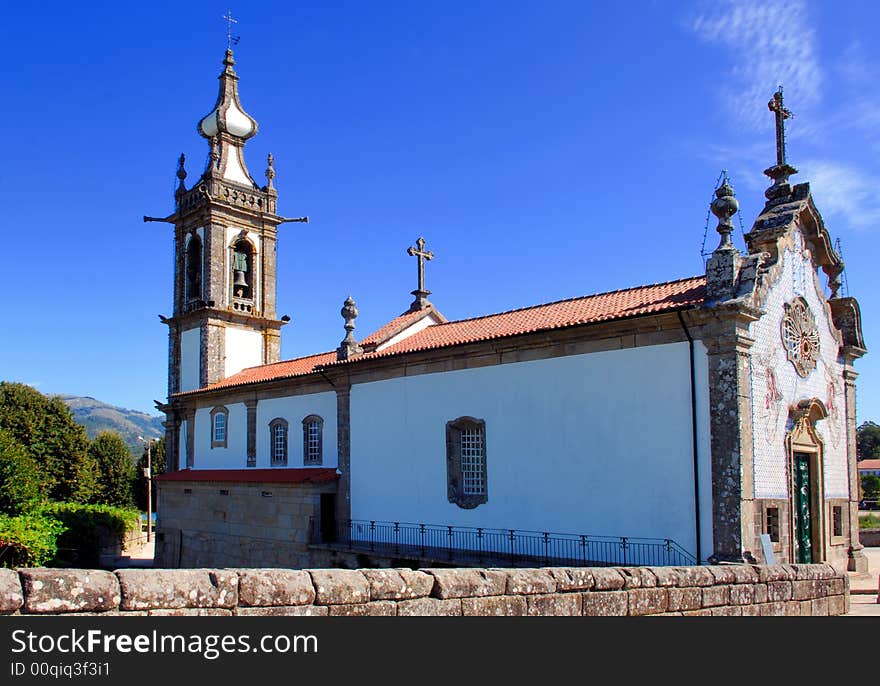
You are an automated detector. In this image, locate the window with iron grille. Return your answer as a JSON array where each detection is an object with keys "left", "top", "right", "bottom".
[
  {"left": 765, "top": 506, "right": 780, "bottom": 543},
  {"left": 446, "top": 417, "right": 488, "bottom": 508},
  {"left": 302, "top": 415, "right": 323, "bottom": 466},
  {"left": 269, "top": 418, "right": 288, "bottom": 466},
  {"left": 210, "top": 406, "right": 228, "bottom": 449},
  {"left": 832, "top": 506, "right": 843, "bottom": 537}
]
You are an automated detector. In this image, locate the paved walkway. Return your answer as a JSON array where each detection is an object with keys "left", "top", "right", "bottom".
[{"left": 845, "top": 546, "right": 879, "bottom": 616}]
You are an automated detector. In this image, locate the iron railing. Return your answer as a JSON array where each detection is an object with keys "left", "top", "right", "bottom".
[{"left": 310, "top": 518, "right": 696, "bottom": 567}]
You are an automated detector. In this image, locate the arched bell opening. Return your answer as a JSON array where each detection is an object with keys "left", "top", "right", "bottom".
[
  {"left": 185, "top": 234, "right": 202, "bottom": 303},
  {"left": 229, "top": 236, "right": 257, "bottom": 312}
]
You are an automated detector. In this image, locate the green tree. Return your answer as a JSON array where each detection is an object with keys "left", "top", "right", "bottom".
[
  {"left": 0, "top": 382, "right": 98, "bottom": 502},
  {"left": 133, "top": 436, "right": 165, "bottom": 512},
  {"left": 89, "top": 432, "right": 135, "bottom": 507},
  {"left": 0, "top": 429, "right": 46, "bottom": 515},
  {"left": 857, "top": 421, "right": 880, "bottom": 461},
  {"left": 862, "top": 474, "right": 880, "bottom": 503}
]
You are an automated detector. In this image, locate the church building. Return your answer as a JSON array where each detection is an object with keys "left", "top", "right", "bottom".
[{"left": 152, "top": 49, "right": 867, "bottom": 573}]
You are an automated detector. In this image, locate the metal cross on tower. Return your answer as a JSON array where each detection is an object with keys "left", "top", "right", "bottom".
[
  {"left": 223, "top": 10, "right": 240, "bottom": 50},
  {"left": 407, "top": 237, "right": 434, "bottom": 311},
  {"left": 763, "top": 86, "right": 798, "bottom": 201},
  {"left": 768, "top": 86, "right": 793, "bottom": 167}
]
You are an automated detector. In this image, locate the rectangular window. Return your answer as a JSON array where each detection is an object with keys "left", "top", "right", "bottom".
[
  {"left": 213, "top": 413, "right": 226, "bottom": 443},
  {"left": 460, "top": 427, "right": 485, "bottom": 496},
  {"left": 766, "top": 507, "right": 780, "bottom": 543},
  {"left": 832, "top": 506, "right": 843, "bottom": 537},
  {"left": 306, "top": 421, "right": 320, "bottom": 464},
  {"left": 273, "top": 424, "right": 287, "bottom": 465}
]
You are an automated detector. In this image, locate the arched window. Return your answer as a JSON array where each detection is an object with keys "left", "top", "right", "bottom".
[
  {"left": 302, "top": 415, "right": 324, "bottom": 465},
  {"left": 269, "top": 418, "right": 288, "bottom": 466},
  {"left": 231, "top": 238, "right": 254, "bottom": 301},
  {"left": 210, "top": 406, "right": 228, "bottom": 448},
  {"left": 185, "top": 235, "right": 202, "bottom": 302},
  {"left": 446, "top": 417, "right": 487, "bottom": 509}
]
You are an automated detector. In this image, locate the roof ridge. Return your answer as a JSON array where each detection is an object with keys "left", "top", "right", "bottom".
[{"left": 427, "top": 275, "right": 706, "bottom": 328}]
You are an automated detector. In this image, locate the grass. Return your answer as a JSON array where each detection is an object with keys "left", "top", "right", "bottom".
[{"left": 859, "top": 513, "right": 880, "bottom": 530}]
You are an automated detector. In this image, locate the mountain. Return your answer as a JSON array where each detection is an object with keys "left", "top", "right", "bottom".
[{"left": 60, "top": 395, "right": 164, "bottom": 454}]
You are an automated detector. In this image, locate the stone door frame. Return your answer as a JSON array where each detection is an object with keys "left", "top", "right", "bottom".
[{"left": 785, "top": 398, "right": 827, "bottom": 563}]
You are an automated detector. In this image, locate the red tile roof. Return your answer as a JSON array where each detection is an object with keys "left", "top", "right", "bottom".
[
  {"left": 359, "top": 306, "right": 445, "bottom": 349},
  {"left": 155, "top": 467, "right": 339, "bottom": 484},
  {"left": 177, "top": 275, "right": 705, "bottom": 396},
  {"left": 859, "top": 459, "right": 880, "bottom": 471}
]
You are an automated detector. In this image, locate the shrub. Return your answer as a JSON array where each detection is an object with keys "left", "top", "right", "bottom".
[
  {"left": 0, "top": 429, "right": 46, "bottom": 515},
  {"left": 89, "top": 432, "right": 135, "bottom": 507},
  {"left": 0, "top": 514, "right": 65, "bottom": 568},
  {"left": 35, "top": 503, "right": 140, "bottom": 567}
]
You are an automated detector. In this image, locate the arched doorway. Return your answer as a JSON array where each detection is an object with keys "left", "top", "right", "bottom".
[{"left": 786, "top": 399, "right": 827, "bottom": 564}]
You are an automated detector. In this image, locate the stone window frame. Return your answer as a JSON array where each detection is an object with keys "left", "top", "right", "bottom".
[
  {"left": 446, "top": 416, "right": 488, "bottom": 509},
  {"left": 302, "top": 415, "right": 324, "bottom": 466},
  {"left": 210, "top": 406, "right": 229, "bottom": 449},
  {"left": 269, "top": 417, "right": 289, "bottom": 467}
]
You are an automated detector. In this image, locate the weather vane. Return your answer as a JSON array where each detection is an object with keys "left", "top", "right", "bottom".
[{"left": 223, "top": 10, "right": 240, "bottom": 50}]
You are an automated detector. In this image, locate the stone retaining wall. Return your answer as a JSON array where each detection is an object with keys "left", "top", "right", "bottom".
[{"left": 0, "top": 564, "right": 848, "bottom": 616}]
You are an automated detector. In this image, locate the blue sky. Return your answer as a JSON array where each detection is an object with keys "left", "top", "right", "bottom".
[{"left": 3, "top": 0, "right": 879, "bottom": 423}]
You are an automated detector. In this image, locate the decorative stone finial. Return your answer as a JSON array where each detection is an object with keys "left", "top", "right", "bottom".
[
  {"left": 764, "top": 86, "right": 798, "bottom": 203},
  {"left": 265, "top": 153, "right": 275, "bottom": 189},
  {"left": 210, "top": 136, "right": 220, "bottom": 168},
  {"left": 710, "top": 174, "right": 739, "bottom": 251},
  {"left": 337, "top": 296, "right": 364, "bottom": 360},
  {"left": 407, "top": 237, "right": 435, "bottom": 312},
  {"left": 174, "top": 153, "right": 187, "bottom": 202}
]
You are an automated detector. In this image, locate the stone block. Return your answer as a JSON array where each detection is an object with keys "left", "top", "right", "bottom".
[
  {"left": 505, "top": 569, "right": 557, "bottom": 595},
  {"left": 710, "top": 606, "right": 742, "bottom": 616},
  {"left": 827, "top": 578, "right": 845, "bottom": 595},
  {"left": 309, "top": 570, "right": 369, "bottom": 605},
  {"left": 0, "top": 569, "right": 23, "bottom": 614},
  {"left": 362, "top": 569, "right": 433, "bottom": 601},
  {"left": 235, "top": 606, "right": 328, "bottom": 616},
  {"left": 753, "top": 584, "right": 768, "bottom": 604},
  {"left": 810, "top": 597, "right": 829, "bottom": 616},
  {"left": 396, "top": 598, "right": 462, "bottom": 616},
  {"left": 627, "top": 588, "right": 668, "bottom": 616},
  {"left": 461, "top": 595, "right": 527, "bottom": 616},
  {"left": 766, "top": 581, "right": 792, "bottom": 602},
  {"left": 644, "top": 567, "right": 680, "bottom": 587},
  {"left": 727, "top": 566, "right": 759, "bottom": 584},
  {"left": 117, "top": 569, "right": 237, "bottom": 610},
  {"left": 526, "top": 593, "right": 581, "bottom": 616},
  {"left": 783, "top": 601, "right": 802, "bottom": 616},
  {"left": 792, "top": 580, "right": 823, "bottom": 601},
  {"left": 682, "top": 609, "right": 713, "bottom": 616},
  {"left": 707, "top": 566, "right": 738, "bottom": 584},
  {"left": 423, "top": 569, "right": 507, "bottom": 599},
  {"left": 729, "top": 585, "right": 755, "bottom": 606},
  {"left": 590, "top": 568, "right": 625, "bottom": 591},
  {"left": 582, "top": 591, "right": 628, "bottom": 616},
  {"left": 753, "top": 565, "right": 795, "bottom": 583},
  {"left": 238, "top": 569, "right": 315, "bottom": 607},
  {"left": 701, "top": 585, "right": 729, "bottom": 608},
  {"left": 20, "top": 569, "right": 120, "bottom": 614},
  {"left": 328, "top": 601, "right": 397, "bottom": 616},
  {"left": 740, "top": 604, "right": 761, "bottom": 616},
  {"left": 667, "top": 587, "right": 702, "bottom": 612},
  {"left": 148, "top": 609, "right": 233, "bottom": 616},
  {"left": 544, "top": 567, "right": 594, "bottom": 592},
  {"left": 827, "top": 595, "right": 846, "bottom": 616},
  {"left": 758, "top": 602, "right": 786, "bottom": 616},
  {"left": 618, "top": 568, "right": 657, "bottom": 589},
  {"left": 672, "top": 566, "right": 715, "bottom": 587},
  {"left": 793, "top": 564, "right": 835, "bottom": 580}
]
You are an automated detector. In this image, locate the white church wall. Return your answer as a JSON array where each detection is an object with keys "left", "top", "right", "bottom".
[
  {"left": 350, "top": 341, "right": 709, "bottom": 558},
  {"left": 255, "top": 393, "right": 338, "bottom": 469},
  {"left": 225, "top": 326, "right": 263, "bottom": 378},
  {"left": 694, "top": 341, "right": 714, "bottom": 560},
  {"left": 180, "top": 327, "right": 201, "bottom": 392},
  {"left": 749, "top": 229, "right": 848, "bottom": 500},
  {"left": 193, "top": 402, "right": 248, "bottom": 469}
]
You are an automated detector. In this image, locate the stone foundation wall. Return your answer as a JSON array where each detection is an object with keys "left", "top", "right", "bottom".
[{"left": 0, "top": 563, "right": 848, "bottom": 616}]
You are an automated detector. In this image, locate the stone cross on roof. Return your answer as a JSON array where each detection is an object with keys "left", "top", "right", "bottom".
[
  {"left": 763, "top": 86, "right": 798, "bottom": 202},
  {"left": 222, "top": 9, "right": 240, "bottom": 51},
  {"left": 407, "top": 237, "right": 434, "bottom": 311}
]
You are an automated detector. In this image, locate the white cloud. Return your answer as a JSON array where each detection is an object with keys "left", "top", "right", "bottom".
[
  {"left": 690, "top": 0, "right": 821, "bottom": 131},
  {"left": 799, "top": 160, "right": 880, "bottom": 231}
]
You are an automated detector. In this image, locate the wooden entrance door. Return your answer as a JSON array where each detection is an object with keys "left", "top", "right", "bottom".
[{"left": 793, "top": 452, "right": 813, "bottom": 563}]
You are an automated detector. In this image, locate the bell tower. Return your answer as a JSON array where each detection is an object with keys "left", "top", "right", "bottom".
[{"left": 148, "top": 49, "right": 307, "bottom": 466}]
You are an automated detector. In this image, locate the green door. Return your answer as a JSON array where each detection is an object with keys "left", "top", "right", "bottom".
[{"left": 793, "top": 452, "right": 813, "bottom": 564}]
